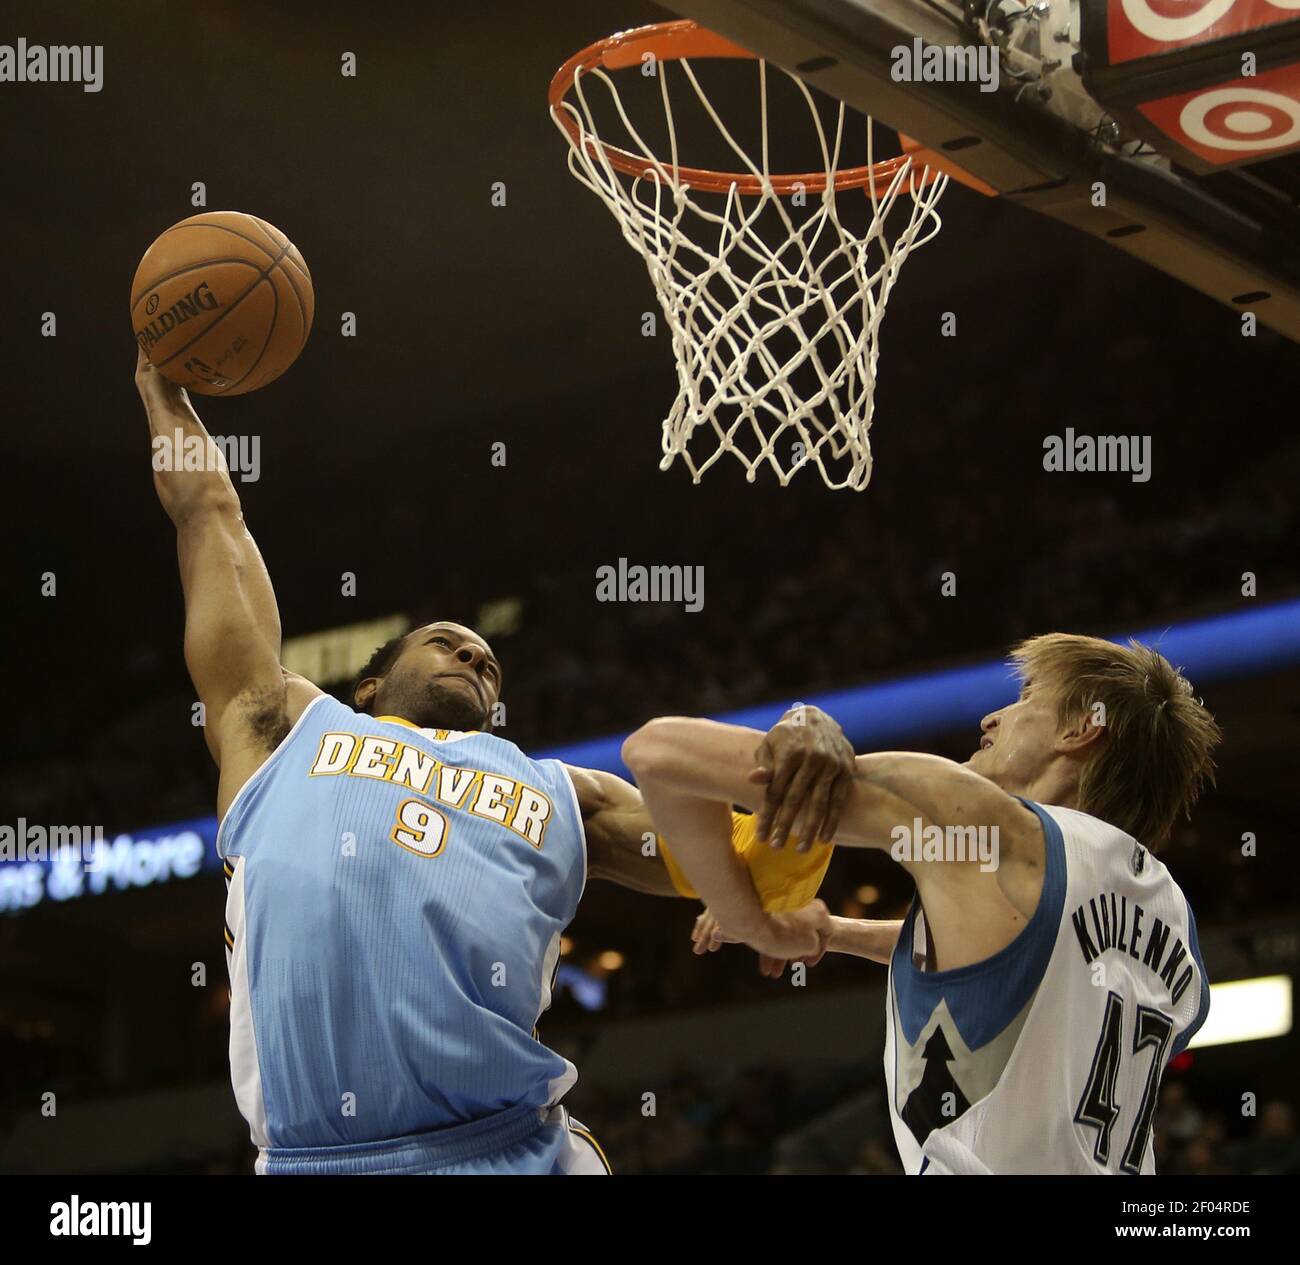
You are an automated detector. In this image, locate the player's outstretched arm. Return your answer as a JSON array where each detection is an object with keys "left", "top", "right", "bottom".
[
  {"left": 623, "top": 707, "right": 856, "bottom": 845},
  {"left": 690, "top": 908, "right": 902, "bottom": 976},
  {"left": 565, "top": 764, "right": 678, "bottom": 895},
  {"left": 824, "top": 917, "right": 904, "bottom": 963},
  {"left": 571, "top": 706, "right": 853, "bottom": 907},
  {"left": 567, "top": 763, "right": 819, "bottom": 900},
  {"left": 621, "top": 710, "right": 854, "bottom": 958},
  {"left": 833, "top": 751, "right": 1049, "bottom": 968},
  {"left": 835, "top": 751, "right": 1042, "bottom": 864},
  {"left": 135, "top": 350, "right": 317, "bottom": 810}
]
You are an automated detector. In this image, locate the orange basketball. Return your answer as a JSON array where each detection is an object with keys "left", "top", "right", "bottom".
[{"left": 130, "top": 211, "right": 314, "bottom": 396}]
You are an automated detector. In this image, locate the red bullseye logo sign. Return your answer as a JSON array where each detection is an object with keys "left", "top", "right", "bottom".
[
  {"left": 1185, "top": 87, "right": 1300, "bottom": 148},
  {"left": 1139, "top": 61, "right": 1300, "bottom": 162},
  {"left": 1110, "top": 0, "right": 1300, "bottom": 61}
]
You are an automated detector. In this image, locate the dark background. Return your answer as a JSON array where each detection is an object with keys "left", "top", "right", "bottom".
[{"left": 1, "top": 0, "right": 1298, "bottom": 1175}]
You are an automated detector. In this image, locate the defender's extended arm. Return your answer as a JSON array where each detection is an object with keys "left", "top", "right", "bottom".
[{"left": 620, "top": 713, "right": 852, "bottom": 958}]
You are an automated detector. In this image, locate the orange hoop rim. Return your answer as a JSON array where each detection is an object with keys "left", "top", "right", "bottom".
[{"left": 548, "top": 19, "right": 995, "bottom": 198}]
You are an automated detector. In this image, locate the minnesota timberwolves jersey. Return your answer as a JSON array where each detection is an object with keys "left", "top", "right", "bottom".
[
  {"left": 217, "top": 694, "right": 587, "bottom": 1158},
  {"left": 884, "top": 799, "right": 1210, "bottom": 1174}
]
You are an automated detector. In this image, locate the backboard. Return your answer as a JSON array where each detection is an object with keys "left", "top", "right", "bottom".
[{"left": 669, "top": 0, "right": 1300, "bottom": 340}]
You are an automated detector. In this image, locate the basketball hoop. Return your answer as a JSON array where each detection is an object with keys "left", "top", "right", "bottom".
[{"left": 549, "top": 20, "right": 994, "bottom": 490}]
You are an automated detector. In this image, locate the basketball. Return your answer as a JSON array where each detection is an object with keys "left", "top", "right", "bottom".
[{"left": 130, "top": 211, "right": 314, "bottom": 396}]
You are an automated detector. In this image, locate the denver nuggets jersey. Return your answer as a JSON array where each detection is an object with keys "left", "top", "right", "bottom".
[
  {"left": 216, "top": 694, "right": 587, "bottom": 1167},
  {"left": 884, "top": 799, "right": 1210, "bottom": 1175}
]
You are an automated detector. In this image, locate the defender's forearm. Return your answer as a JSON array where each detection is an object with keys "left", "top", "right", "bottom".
[
  {"left": 854, "top": 752, "right": 978, "bottom": 831},
  {"left": 622, "top": 719, "right": 771, "bottom": 933},
  {"left": 826, "top": 916, "right": 904, "bottom": 964},
  {"left": 621, "top": 718, "right": 766, "bottom": 813},
  {"left": 633, "top": 781, "right": 766, "bottom": 939}
]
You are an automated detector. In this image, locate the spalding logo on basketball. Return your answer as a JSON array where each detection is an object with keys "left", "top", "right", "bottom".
[{"left": 130, "top": 211, "right": 314, "bottom": 396}]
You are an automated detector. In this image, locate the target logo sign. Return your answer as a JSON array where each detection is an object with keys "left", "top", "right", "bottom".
[
  {"left": 1110, "top": 0, "right": 1300, "bottom": 62},
  {"left": 1139, "top": 60, "right": 1300, "bottom": 161}
]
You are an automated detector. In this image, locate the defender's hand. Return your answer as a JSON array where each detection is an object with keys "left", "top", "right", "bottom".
[
  {"left": 756, "top": 948, "right": 822, "bottom": 978},
  {"left": 740, "top": 899, "right": 831, "bottom": 961},
  {"left": 691, "top": 908, "right": 739, "bottom": 955},
  {"left": 755, "top": 939, "right": 830, "bottom": 978},
  {"left": 750, "top": 706, "right": 855, "bottom": 849},
  {"left": 692, "top": 906, "right": 829, "bottom": 976}
]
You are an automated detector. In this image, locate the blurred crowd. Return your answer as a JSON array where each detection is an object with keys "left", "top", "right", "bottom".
[
  {"left": 575, "top": 1071, "right": 1300, "bottom": 1176},
  {"left": 1154, "top": 1083, "right": 1300, "bottom": 1176}
]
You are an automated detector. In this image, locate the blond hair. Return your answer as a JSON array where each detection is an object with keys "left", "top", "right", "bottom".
[{"left": 1010, "top": 634, "right": 1221, "bottom": 850}]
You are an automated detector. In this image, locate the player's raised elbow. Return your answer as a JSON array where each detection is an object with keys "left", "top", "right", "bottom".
[{"left": 621, "top": 717, "right": 684, "bottom": 783}]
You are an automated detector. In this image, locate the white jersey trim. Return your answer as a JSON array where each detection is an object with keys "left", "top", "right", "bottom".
[{"left": 225, "top": 855, "right": 271, "bottom": 1149}]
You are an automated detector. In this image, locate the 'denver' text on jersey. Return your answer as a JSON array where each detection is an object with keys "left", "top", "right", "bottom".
[{"left": 308, "top": 728, "right": 556, "bottom": 850}]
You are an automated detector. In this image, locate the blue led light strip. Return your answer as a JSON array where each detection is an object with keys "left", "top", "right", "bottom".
[{"left": 546, "top": 599, "right": 1300, "bottom": 769}]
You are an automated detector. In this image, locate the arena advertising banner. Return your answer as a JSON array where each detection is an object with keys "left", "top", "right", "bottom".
[{"left": 0, "top": 816, "right": 215, "bottom": 915}]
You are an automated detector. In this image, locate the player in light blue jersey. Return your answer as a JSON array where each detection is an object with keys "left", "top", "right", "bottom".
[{"left": 135, "top": 351, "right": 849, "bottom": 1174}]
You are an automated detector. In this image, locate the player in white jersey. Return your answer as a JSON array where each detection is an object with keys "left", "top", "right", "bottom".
[{"left": 624, "top": 633, "right": 1221, "bottom": 1175}]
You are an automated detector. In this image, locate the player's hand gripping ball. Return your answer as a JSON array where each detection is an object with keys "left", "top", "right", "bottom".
[{"left": 130, "top": 211, "right": 314, "bottom": 396}]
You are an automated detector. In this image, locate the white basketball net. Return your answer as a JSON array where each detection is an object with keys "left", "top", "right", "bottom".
[{"left": 551, "top": 55, "right": 949, "bottom": 490}]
